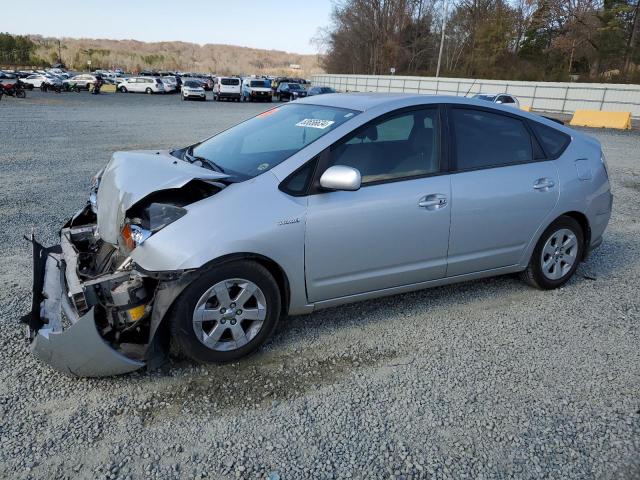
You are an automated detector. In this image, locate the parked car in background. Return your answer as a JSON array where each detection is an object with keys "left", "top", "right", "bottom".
[
  {"left": 162, "top": 74, "right": 182, "bottom": 91},
  {"left": 161, "top": 76, "right": 178, "bottom": 93},
  {"left": 241, "top": 78, "right": 272, "bottom": 102},
  {"left": 276, "top": 82, "right": 308, "bottom": 101},
  {"left": 181, "top": 80, "right": 207, "bottom": 101},
  {"left": 24, "top": 93, "right": 612, "bottom": 377},
  {"left": 0, "top": 71, "right": 13, "bottom": 86},
  {"left": 214, "top": 77, "right": 241, "bottom": 101},
  {"left": 307, "top": 86, "right": 337, "bottom": 96},
  {"left": 473, "top": 93, "right": 520, "bottom": 108},
  {"left": 201, "top": 77, "right": 214, "bottom": 91},
  {"left": 22, "top": 74, "right": 63, "bottom": 89},
  {"left": 63, "top": 74, "right": 100, "bottom": 90},
  {"left": 117, "top": 77, "right": 165, "bottom": 94}
]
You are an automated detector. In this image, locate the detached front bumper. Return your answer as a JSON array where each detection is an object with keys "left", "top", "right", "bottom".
[{"left": 23, "top": 235, "right": 145, "bottom": 377}]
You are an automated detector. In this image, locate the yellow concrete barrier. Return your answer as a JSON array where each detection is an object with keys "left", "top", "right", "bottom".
[
  {"left": 569, "top": 110, "right": 632, "bottom": 130},
  {"left": 520, "top": 105, "right": 532, "bottom": 112},
  {"left": 89, "top": 83, "right": 116, "bottom": 93},
  {"left": 100, "top": 84, "right": 117, "bottom": 93}
]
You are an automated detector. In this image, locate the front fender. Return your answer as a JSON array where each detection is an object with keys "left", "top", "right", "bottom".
[{"left": 130, "top": 173, "right": 311, "bottom": 314}]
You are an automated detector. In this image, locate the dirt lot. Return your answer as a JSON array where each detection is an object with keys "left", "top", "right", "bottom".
[{"left": 0, "top": 91, "right": 638, "bottom": 480}]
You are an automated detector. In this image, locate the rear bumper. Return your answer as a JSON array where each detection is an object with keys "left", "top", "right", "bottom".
[
  {"left": 217, "top": 92, "right": 240, "bottom": 98},
  {"left": 23, "top": 235, "right": 145, "bottom": 377}
]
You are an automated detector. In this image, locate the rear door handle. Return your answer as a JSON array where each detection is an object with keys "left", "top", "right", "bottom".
[
  {"left": 418, "top": 194, "right": 447, "bottom": 210},
  {"left": 533, "top": 178, "right": 555, "bottom": 191}
]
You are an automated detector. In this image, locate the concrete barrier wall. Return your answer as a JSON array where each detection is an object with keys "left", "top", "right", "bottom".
[{"left": 311, "top": 74, "right": 640, "bottom": 118}]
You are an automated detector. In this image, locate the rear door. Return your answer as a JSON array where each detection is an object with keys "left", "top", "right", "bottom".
[
  {"left": 305, "top": 106, "right": 451, "bottom": 302},
  {"left": 446, "top": 106, "right": 559, "bottom": 276}
]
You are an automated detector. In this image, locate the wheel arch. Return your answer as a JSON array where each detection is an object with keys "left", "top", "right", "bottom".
[
  {"left": 558, "top": 210, "right": 591, "bottom": 259},
  {"left": 197, "top": 252, "right": 291, "bottom": 316}
]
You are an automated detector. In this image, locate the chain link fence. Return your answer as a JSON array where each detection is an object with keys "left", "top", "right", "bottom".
[{"left": 311, "top": 74, "right": 640, "bottom": 118}]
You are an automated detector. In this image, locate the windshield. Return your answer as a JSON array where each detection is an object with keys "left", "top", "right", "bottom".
[
  {"left": 288, "top": 83, "right": 303, "bottom": 90},
  {"left": 184, "top": 81, "right": 200, "bottom": 88},
  {"left": 191, "top": 104, "right": 358, "bottom": 179},
  {"left": 250, "top": 80, "right": 267, "bottom": 87}
]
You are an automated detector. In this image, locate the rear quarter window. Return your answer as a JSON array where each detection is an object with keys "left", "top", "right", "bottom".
[{"left": 529, "top": 122, "right": 571, "bottom": 159}]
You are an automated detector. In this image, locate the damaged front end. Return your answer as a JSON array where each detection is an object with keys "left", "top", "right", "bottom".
[
  {"left": 24, "top": 209, "right": 200, "bottom": 377},
  {"left": 23, "top": 150, "right": 227, "bottom": 377},
  {"left": 24, "top": 220, "right": 152, "bottom": 376}
]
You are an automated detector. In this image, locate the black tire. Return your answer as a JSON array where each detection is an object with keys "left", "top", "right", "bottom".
[
  {"left": 169, "top": 261, "right": 281, "bottom": 363},
  {"left": 120, "top": 86, "right": 127, "bottom": 93},
  {"left": 146, "top": 87, "right": 153, "bottom": 94},
  {"left": 16, "top": 90, "right": 26, "bottom": 98},
  {"left": 520, "top": 215, "right": 584, "bottom": 290}
]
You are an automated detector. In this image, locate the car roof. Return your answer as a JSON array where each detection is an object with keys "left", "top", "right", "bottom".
[{"left": 295, "top": 93, "right": 447, "bottom": 112}]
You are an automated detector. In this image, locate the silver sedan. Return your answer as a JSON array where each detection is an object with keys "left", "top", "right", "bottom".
[{"left": 24, "top": 93, "right": 612, "bottom": 376}]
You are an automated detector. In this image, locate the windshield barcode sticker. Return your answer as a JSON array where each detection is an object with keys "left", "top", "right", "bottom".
[{"left": 296, "top": 119, "right": 335, "bottom": 129}]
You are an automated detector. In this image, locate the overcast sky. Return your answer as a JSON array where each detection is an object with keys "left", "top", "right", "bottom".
[{"left": 3, "top": 0, "right": 333, "bottom": 54}]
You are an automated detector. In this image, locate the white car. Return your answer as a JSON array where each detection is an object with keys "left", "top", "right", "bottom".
[
  {"left": 214, "top": 76, "right": 241, "bottom": 101},
  {"left": 181, "top": 80, "right": 206, "bottom": 101},
  {"left": 22, "top": 74, "right": 61, "bottom": 89},
  {"left": 161, "top": 76, "right": 178, "bottom": 93},
  {"left": 63, "top": 75, "right": 100, "bottom": 90},
  {"left": 473, "top": 93, "right": 520, "bottom": 108},
  {"left": 117, "top": 77, "right": 165, "bottom": 94}
]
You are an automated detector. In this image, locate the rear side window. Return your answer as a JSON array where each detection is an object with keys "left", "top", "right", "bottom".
[
  {"left": 452, "top": 108, "right": 533, "bottom": 170},
  {"left": 529, "top": 122, "right": 571, "bottom": 159}
]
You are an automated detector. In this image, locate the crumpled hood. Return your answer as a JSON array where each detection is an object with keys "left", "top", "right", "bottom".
[{"left": 96, "top": 150, "right": 228, "bottom": 244}]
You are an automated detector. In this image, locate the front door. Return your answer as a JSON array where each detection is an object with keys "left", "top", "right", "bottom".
[{"left": 305, "top": 106, "right": 451, "bottom": 303}]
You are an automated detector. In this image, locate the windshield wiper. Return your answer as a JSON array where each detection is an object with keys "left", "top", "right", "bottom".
[{"left": 185, "top": 146, "right": 225, "bottom": 173}]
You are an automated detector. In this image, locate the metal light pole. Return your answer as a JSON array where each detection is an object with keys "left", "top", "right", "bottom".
[{"left": 435, "top": 0, "right": 448, "bottom": 78}]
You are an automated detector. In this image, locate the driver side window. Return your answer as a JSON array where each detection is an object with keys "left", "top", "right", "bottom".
[{"left": 327, "top": 108, "right": 441, "bottom": 184}]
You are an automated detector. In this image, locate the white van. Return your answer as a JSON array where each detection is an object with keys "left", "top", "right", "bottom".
[
  {"left": 214, "top": 77, "right": 241, "bottom": 101},
  {"left": 117, "top": 77, "right": 165, "bottom": 94}
]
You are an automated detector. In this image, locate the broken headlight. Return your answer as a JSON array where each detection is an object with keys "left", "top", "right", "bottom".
[
  {"left": 88, "top": 169, "right": 104, "bottom": 214},
  {"left": 121, "top": 203, "right": 187, "bottom": 251}
]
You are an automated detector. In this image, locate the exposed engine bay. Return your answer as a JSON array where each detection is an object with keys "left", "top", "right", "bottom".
[{"left": 23, "top": 177, "right": 225, "bottom": 377}]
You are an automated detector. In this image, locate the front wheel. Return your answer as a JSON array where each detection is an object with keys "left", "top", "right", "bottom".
[
  {"left": 169, "top": 261, "right": 281, "bottom": 363},
  {"left": 521, "top": 216, "right": 584, "bottom": 289},
  {"left": 146, "top": 87, "right": 153, "bottom": 94},
  {"left": 120, "top": 86, "right": 127, "bottom": 93},
  {"left": 16, "top": 90, "right": 26, "bottom": 98}
]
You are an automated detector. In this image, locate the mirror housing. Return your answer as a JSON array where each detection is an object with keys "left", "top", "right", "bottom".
[{"left": 319, "top": 165, "right": 361, "bottom": 191}]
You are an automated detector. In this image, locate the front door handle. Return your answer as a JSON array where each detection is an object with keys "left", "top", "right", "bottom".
[
  {"left": 533, "top": 178, "right": 555, "bottom": 191},
  {"left": 418, "top": 194, "right": 447, "bottom": 210}
]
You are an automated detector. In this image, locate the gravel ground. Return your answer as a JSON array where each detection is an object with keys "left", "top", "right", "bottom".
[{"left": 0, "top": 91, "right": 638, "bottom": 480}]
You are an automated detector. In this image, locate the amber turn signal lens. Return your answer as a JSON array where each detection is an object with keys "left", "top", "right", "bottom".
[{"left": 120, "top": 224, "right": 135, "bottom": 251}]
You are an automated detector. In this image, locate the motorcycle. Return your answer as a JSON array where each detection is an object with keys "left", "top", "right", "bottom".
[
  {"left": 41, "top": 81, "right": 62, "bottom": 93},
  {"left": 65, "top": 82, "right": 81, "bottom": 93},
  {"left": 1, "top": 80, "right": 26, "bottom": 98}
]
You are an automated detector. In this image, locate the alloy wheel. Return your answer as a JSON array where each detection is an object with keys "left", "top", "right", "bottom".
[
  {"left": 540, "top": 228, "right": 578, "bottom": 280},
  {"left": 192, "top": 278, "right": 267, "bottom": 352}
]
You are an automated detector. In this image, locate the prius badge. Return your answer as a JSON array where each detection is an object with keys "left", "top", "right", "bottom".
[{"left": 277, "top": 218, "right": 301, "bottom": 226}]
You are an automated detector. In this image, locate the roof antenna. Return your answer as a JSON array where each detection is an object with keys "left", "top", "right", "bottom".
[{"left": 464, "top": 78, "right": 477, "bottom": 97}]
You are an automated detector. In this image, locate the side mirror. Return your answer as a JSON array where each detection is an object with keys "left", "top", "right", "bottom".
[{"left": 319, "top": 165, "right": 361, "bottom": 191}]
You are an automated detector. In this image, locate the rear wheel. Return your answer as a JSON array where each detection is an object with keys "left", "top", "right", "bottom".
[
  {"left": 146, "top": 87, "right": 153, "bottom": 94},
  {"left": 169, "top": 261, "right": 281, "bottom": 363},
  {"left": 520, "top": 216, "right": 584, "bottom": 289}
]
